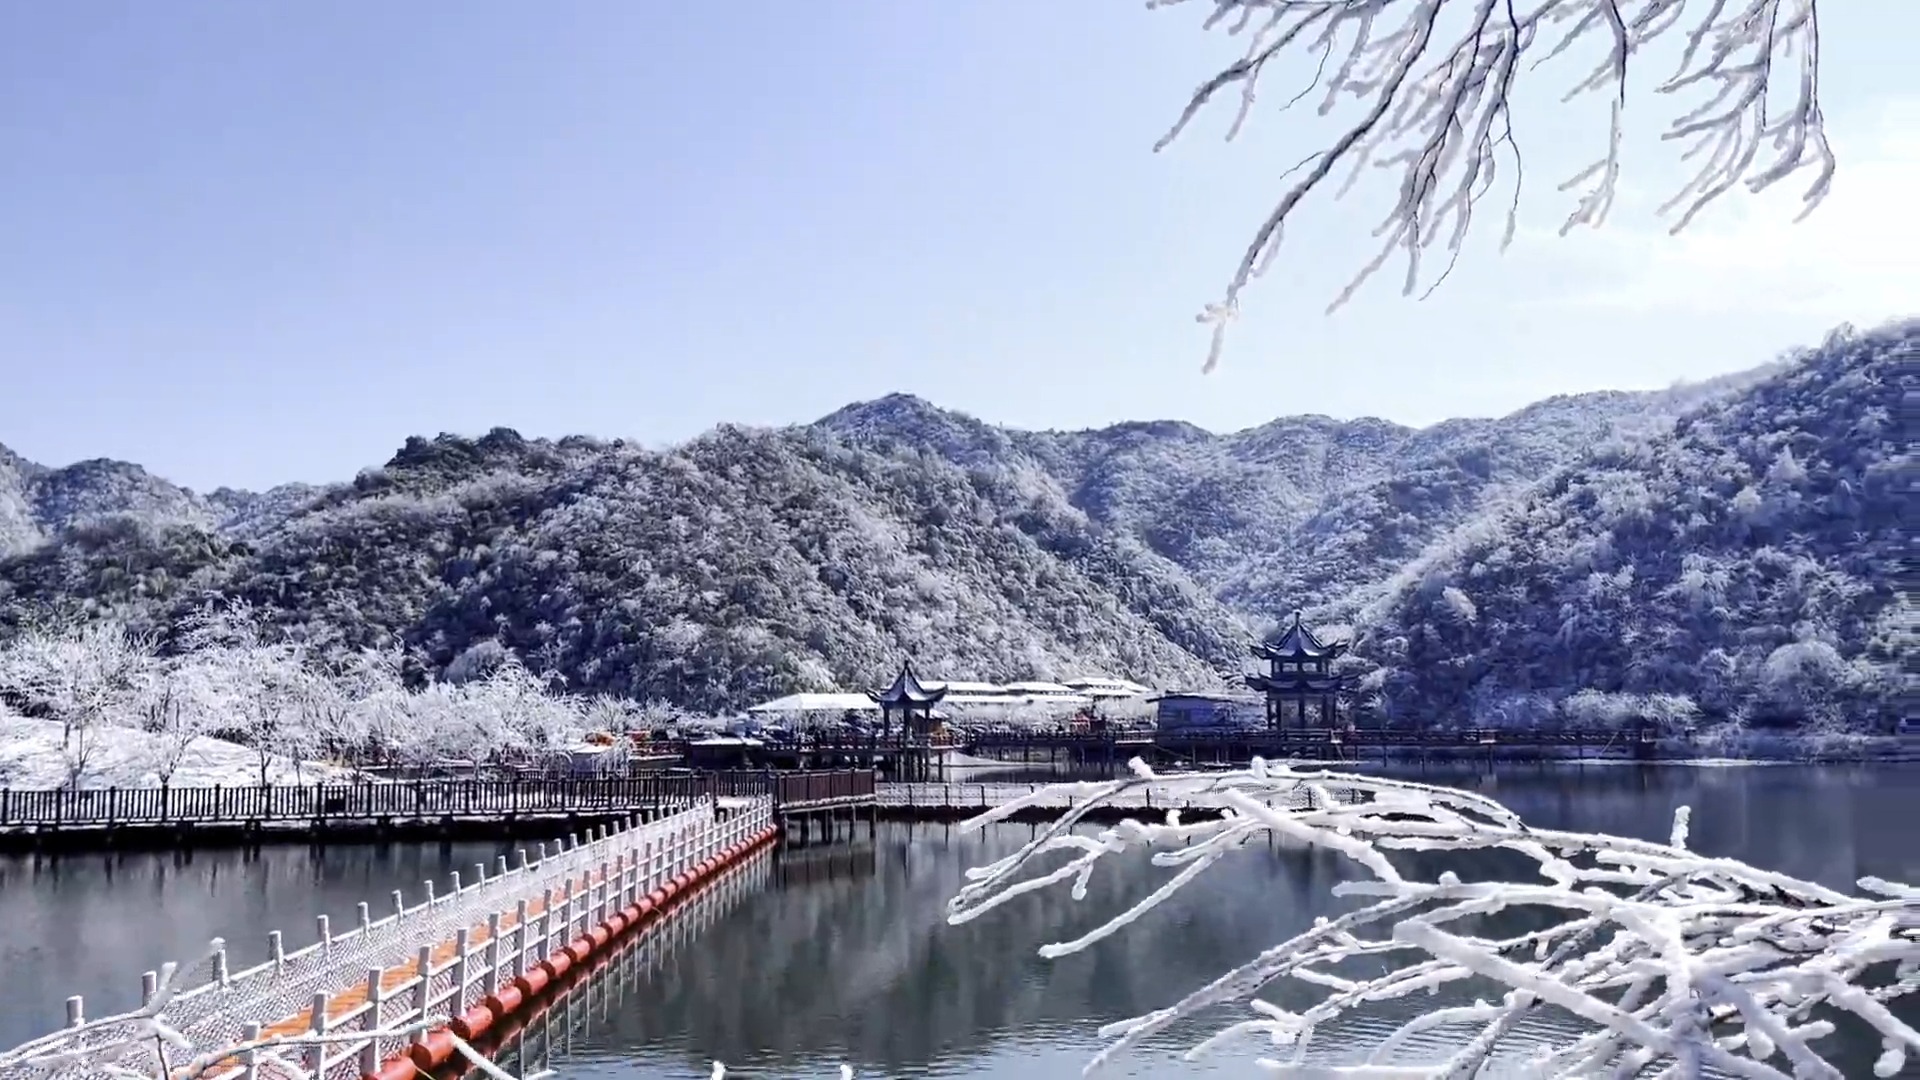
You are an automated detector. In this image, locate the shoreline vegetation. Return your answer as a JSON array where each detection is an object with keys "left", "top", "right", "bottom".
[
  {"left": 0, "top": 583, "right": 1908, "bottom": 794},
  {"left": 0, "top": 706, "right": 1911, "bottom": 796}
]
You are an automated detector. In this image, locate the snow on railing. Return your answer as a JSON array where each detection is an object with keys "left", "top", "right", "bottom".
[
  {"left": 0, "top": 777, "right": 748, "bottom": 827},
  {"left": 948, "top": 760, "right": 1920, "bottom": 1078},
  {"left": 0, "top": 797, "right": 776, "bottom": 1080},
  {"left": 878, "top": 781, "right": 1341, "bottom": 812}
]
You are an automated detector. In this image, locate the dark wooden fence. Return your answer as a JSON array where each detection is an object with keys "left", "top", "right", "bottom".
[
  {"left": 0, "top": 770, "right": 877, "bottom": 829},
  {"left": 1155, "top": 728, "right": 1643, "bottom": 745},
  {"left": 774, "top": 770, "right": 876, "bottom": 807}
]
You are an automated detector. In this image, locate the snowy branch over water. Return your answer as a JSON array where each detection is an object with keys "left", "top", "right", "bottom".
[
  {"left": 949, "top": 760, "right": 1917, "bottom": 1076},
  {"left": 1156, "top": 0, "right": 1834, "bottom": 370}
]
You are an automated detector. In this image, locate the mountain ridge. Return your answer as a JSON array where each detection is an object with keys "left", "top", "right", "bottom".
[{"left": 0, "top": 327, "right": 1904, "bottom": 728}]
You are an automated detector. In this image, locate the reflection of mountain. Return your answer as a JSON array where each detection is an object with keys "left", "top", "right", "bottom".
[
  {"left": 1287, "top": 762, "right": 1913, "bottom": 894},
  {"left": 556, "top": 822, "right": 1376, "bottom": 1072},
  {"left": 543, "top": 775, "right": 1914, "bottom": 1077}
]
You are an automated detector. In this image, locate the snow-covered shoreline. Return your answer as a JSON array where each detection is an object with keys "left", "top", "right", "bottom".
[{"left": 0, "top": 716, "right": 354, "bottom": 790}]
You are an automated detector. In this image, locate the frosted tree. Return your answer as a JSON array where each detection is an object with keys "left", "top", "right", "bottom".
[
  {"left": 1156, "top": 0, "right": 1835, "bottom": 370},
  {"left": 0, "top": 621, "right": 153, "bottom": 786},
  {"left": 334, "top": 646, "right": 415, "bottom": 765},
  {"left": 179, "top": 600, "right": 317, "bottom": 784},
  {"left": 951, "top": 761, "right": 1919, "bottom": 1077},
  {"left": 132, "top": 658, "right": 226, "bottom": 787}
]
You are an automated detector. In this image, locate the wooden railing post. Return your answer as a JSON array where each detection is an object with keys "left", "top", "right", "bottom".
[
  {"left": 453, "top": 928, "right": 471, "bottom": 1011},
  {"left": 237, "top": 1022, "right": 263, "bottom": 1080},
  {"left": 307, "top": 990, "right": 329, "bottom": 1080},
  {"left": 360, "top": 967, "right": 385, "bottom": 1074},
  {"left": 485, "top": 913, "right": 503, "bottom": 996},
  {"left": 411, "top": 947, "right": 432, "bottom": 1036}
]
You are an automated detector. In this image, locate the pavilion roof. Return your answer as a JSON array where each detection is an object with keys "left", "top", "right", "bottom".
[
  {"left": 873, "top": 660, "right": 949, "bottom": 707},
  {"left": 1252, "top": 610, "right": 1348, "bottom": 660}
]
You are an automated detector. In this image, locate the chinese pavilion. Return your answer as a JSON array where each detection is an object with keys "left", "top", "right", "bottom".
[
  {"left": 1245, "top": 611, "right": 1348, "bottom": 729},
  {"left": 872, "top": 660, "right": 948, "bottom": 740}
]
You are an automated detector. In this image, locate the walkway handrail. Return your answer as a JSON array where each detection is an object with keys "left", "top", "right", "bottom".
[
  {"left": 0, "top": 772, "right": 870, "bottom": 828},
  {"left": 0, "top": 797, "right": 778, "bottom": 1080},
  {"left": 874, "top": 781, "right": 1334, "bottom": 811},
  {"left": 774, "top": 770, "right": 875, "bottom": 806}
]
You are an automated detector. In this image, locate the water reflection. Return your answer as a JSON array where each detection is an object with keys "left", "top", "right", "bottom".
[
  {"left": 2, "top": 766, "right": 1916, "bottom": 1077},
  {"left": 538, "top": 764, "right": 1919, "bottom": 1077},
  {"left": 0, "top": 839, "right": 523, "bottom": 1046}
]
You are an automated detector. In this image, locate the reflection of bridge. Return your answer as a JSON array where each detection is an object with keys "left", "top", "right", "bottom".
[
  {"left": 875, "top": 781, "right": 1343, "bottom": 822},
  {"left": 959, "top": 727, "right": 1655, "bottom": 768},
  {"left": 454, "top": 834, "right": 775, "bottom": 1078},
  {"left": 670, "top": 727, "right": 1657, "bottom": 780}
]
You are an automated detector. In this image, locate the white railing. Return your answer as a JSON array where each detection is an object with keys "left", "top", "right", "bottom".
[
  {"left": 876, "top": 782, "right": 1336, "bottom": 812},
  {"left": 0, "top": 797, "right": 777, "bottom": 1080}
]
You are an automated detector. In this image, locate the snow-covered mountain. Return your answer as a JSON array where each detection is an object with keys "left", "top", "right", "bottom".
[{"left": 0, "top": 322, "right": 1906, "bottom": 729}]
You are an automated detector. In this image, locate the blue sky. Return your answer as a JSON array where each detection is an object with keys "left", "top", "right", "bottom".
[{"left": 2, "top": 1, "right": 1914, "bottom": 492}]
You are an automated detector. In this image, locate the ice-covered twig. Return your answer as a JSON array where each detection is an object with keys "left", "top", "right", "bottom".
[
  {"left": 0, "top": 943, "right": 219, "bottom": 1076},
  {"left": 1150, "top": 0, "right": 1834, "bottom": 371},
  {"left": 947, "top": 759, "right": 1918, "bottom": 1076}
]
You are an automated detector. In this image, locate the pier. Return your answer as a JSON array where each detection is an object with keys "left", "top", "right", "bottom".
[
  {"left": 662, "top": 727, "right": 1663, "bottom": 782},
  {"left": 0, "top": 797, "right": 781, "bottom": 1080},
  {"left": 0, "top": 771, "right": 878, "bottom": 853}
]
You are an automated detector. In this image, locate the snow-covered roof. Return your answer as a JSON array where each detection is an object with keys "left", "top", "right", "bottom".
[
  {"left": 947, "top": 693, "right": 1093, "bottom": 710},
  {"left": 690, "top": 736, "right": 765, "bottom": 747},
  {"left": 747, "top": 693, "right": 881, "bottom": 714},
  {"left": 1002, "top": 681, "right": 1078, "bottom": 696},
  {"left": 1155, "top": 691, "right": 1257, "bottom": 704},
  {"left": 1255, "top": 610, "right": 1348, "bottom": 660},
  {"left": 924, "top": 680, "right": 1006, "bottom": 695},
  {"left": 1063, "top": 675, "right": 1153, "bottom": 696},
  {"left": 943, "top": 693, "right": 1034, "bottom": 707}
]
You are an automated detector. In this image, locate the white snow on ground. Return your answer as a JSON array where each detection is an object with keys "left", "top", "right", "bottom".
[{"left": 0, "top": 716, "right": 356, "bottom": 790}]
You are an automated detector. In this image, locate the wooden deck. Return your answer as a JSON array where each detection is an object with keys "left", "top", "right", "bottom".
[{"left": 0, "top": 770, "right": 878, "bottom": 852}]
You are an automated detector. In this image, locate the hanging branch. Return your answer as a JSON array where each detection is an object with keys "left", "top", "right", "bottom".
[
  {"left": 1150, "top": 0, "right": 1835, "bottom": 371},
  {"left": 948, "top": 759, "right": 1919, "bottom": 1076}
]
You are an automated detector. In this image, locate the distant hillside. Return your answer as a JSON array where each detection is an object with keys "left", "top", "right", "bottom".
[
  {"left": 0, "top": 446, "right": 218, "bottom": 558},
  {"left": 0, "top": 325, "right": 1903, "bottom": 729},
  {"left": 0, "top": 443, "right": 322, "bottom": 558},
  {"left": 817, "top": 368, "right": 1774, "bottom": 621},
  {"left": 0, "top": 427, "right": 1247, "bottom": 712},
  {"left": 1351, "top": 322, "right": 1913, "bottom": 732}
]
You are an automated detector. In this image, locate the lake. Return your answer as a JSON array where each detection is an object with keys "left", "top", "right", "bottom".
[{"left": 3, "top": 764, "right": 1916, "bottom": 1076}]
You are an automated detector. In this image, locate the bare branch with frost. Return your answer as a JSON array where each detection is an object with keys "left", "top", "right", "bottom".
[
  {"left": 1152, "top": 0, "right": 1834, "bottom": 371},
  {"left": 948, "top": 759, "right": 1918, "bottom": 1076}
]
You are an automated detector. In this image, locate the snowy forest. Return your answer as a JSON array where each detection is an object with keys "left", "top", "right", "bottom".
[
  {"left": 0, "top": 600, "right": 663, "bottom": 790},
  {"left": 0, "top": 321, "right": 1910, "bottom": 745}
]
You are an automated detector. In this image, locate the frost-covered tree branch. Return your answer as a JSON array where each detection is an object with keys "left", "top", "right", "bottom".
[
  {"left": 1156, "top": 0, "right": 1835, "bottom": 371},
  {"left": 949, "top": 760, "right": 1917, "bottom": 1076}
]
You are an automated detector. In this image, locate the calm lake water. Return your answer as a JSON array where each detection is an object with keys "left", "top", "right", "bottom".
[{"left": 3, "top": 764, "right": 1917, "bottom": 1077}]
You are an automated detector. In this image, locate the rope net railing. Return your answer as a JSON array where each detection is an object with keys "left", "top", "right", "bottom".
[{"left": 0, "top": 797, "right": 776, "bottom": 1080}]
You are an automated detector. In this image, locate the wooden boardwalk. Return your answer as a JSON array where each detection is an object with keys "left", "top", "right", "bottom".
[
  {"left": 652, "top": 727, "right": 1662, "bottom": 780},
  {"left": 0, "top": 800, "right": 780, "bottom": 1080},
  {"left": 0, "top": 771, "right": 877, "bottom": 851}
]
